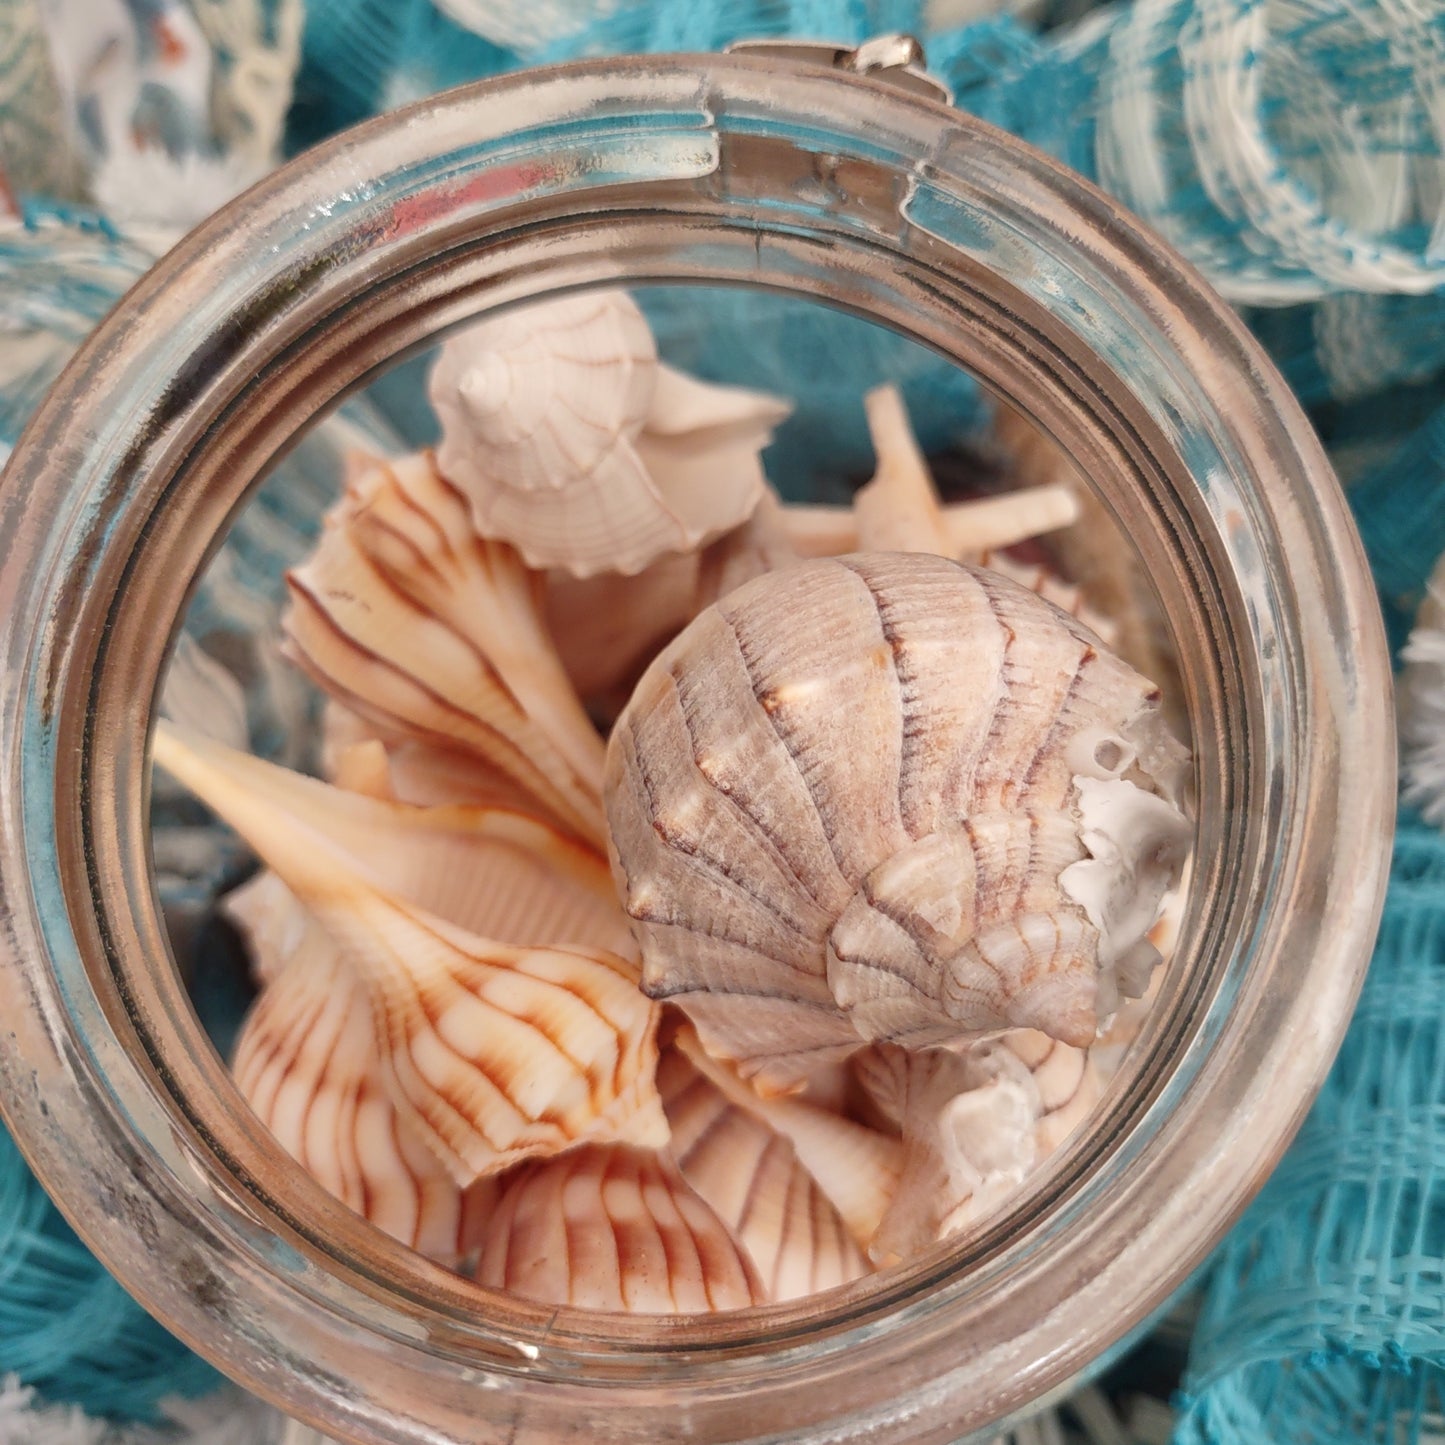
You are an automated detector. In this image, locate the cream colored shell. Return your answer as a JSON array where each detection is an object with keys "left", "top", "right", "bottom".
[
  {"left": 429, "top": 290, "right": 791, "bottom": 578},
  {"left": 604, "top": 551, "right": 1190, "bottom": 1093},
  {"left": 855, "top": 1036, "right": 1103, "bottom": 1262}
]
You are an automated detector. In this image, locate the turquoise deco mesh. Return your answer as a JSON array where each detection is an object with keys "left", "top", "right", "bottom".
[{"left": 1, "top": 0, "right": 1443, "bottom": 1436}]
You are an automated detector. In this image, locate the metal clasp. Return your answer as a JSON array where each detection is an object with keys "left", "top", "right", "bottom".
[{"left": 726, "top": 33, "right": 954, "bottom": 107}]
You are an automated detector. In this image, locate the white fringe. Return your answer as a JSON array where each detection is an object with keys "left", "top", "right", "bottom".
[
  {"left": 0, "top": 1378, "right": 280, "bottom": 1445},
  {"left": 1400, "top": 560, "right": 1445, "bottom": 825}
]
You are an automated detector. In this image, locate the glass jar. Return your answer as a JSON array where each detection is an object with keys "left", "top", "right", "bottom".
[{"left": 0, "top": 43, "right": 1394, "bottom": 1445}]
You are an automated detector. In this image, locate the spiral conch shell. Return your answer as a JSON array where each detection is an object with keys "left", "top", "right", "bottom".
[
  {"left": 153, "top": 724, "right": 666, "bottom": 1186},
  {"left": 429, "top": 290, "right": 792, "bottom": 579},
  {"left": 283, "top": 450, "right": 606, "bottom": 844},
  {"left": 229, "top": 880, "right": 493, "bottom": 1261},
  {"left": 605, "top": 551, "right": 1191, "bottom": 1093}
]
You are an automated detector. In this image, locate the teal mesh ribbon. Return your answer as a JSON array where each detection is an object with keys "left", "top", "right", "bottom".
[
  {"left": 4, "top": 0, "right": 1445, "bottom": 1434},
  {"left": 1175, "top": 815, "right": 1445, "bottom": 1443}
]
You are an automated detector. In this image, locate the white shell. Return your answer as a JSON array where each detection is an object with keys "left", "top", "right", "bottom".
[
  {"left": 154, "top": 724, "right": 666, "bottom": 1186},
  {"left": 230, "top": 882, "right": 492, "bottom": 1260},
  {"left": 473, "top": 1143, "right": 765, "bottom": 1312},
  {"left": 855, "top": 1034, "right": 1102, "bottom": 1262},
  {"left": 604, "top": 552, "right": 1190, "bottom": 1092},
  {"left": 282, "top": 451, "right": 607, "bottom": 844},
  {"left": 430, "top": 291, "right": 791, "bottom": 578},
  {"left": 658, "top": 1047, "right": 871, "bottom": 1300},
  {"left": 857, "top": 1043, "right": 1038, "bottom": 1264}
]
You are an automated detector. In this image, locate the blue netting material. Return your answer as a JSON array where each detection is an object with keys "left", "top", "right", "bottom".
[
  {"left": 1175, "top": 817, "right": 1445, "bottom": 1445},
  {"left": 0, "top": 1127, "right": 220, "bottom": 1419},
  {"left": 4, "top": 0, "right": 1445, "bottom": 1435}
]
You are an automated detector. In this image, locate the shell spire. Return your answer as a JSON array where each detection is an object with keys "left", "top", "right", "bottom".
[
  {"left": 154, "top": 723, "right": 666, "bottom": 1186},
  {"left": 604, "top": 551, "right": 1191, "bottom": 1092},
  {"left": 429, "top": 290, "right": 792, "bottom": 578},
  {"left": 160, "top": 719, "right": 635, "bottom": 964}
]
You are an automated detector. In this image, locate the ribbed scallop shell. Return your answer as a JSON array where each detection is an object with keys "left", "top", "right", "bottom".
[
  {"left": 658, "top": 1048, "right": 870, "bottom": 1301},
  {"left": 282, "top": 450, "right": 606, "bottom": 844},
  {"left": 429, "top": 291, "right": 791, "bottom": 578},
  {"left": 604, "top": 551, "right": 1190, "bottom": 1093},
  {"left": 473, "top": 1144, "right": 765, "bottom": 1312},
  {"left": 153, "top": 724, "right": 666, "bottom": 1186},
  {"left": 230, "top": 884, "right": 491, "bottom": 1261}
]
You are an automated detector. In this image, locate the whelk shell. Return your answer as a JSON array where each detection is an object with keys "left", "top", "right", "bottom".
[
  {"left": 230, "top": 880, "right": 492, "bottom": 1260},
  {"left": 153, "top": 724, "right": 665, "bottom": 1185},
  {"left": 604, "top": 550, "right": 1191, "bottom": 1092},
  {"left": 473, "top": 1143, "right": 766, "bottom": 1312},
  {"left": 429, "top": 290, "right": 792, "bottom": 578},
  {"left": 282, "top": 450, "right": 606, "bottom": 844},
  {"left": 657, "top": 1048, "right": 869, "bottom": 1301}
]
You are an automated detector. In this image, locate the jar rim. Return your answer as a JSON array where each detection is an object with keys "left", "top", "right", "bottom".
[{"left": 0, "top": 49, "right": 1394, "bottom": 1444}]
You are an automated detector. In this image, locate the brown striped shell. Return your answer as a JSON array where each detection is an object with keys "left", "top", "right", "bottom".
[
  {"left": 230, "top": 882, "right": 493, "bottom": 1261},
  {"left": 604, "top": 551, "right": 1191, "bottom": 1093},
  {"left": 153, "top": 724, "right": 666, "bottom": 1187},
  {"left": 473, "top": 1144, "right": 766, "bottom": 1312},
  {"left": 282, "top": 450, "right": 607, "bottom": 845},
  {"left": 657, "top": 1048, "right": 869, "bottom": 1300}
]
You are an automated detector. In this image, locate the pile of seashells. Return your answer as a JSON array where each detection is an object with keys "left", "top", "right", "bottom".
[{"left": 154, "top": 289, "right": 1192, "bottom": 1312}]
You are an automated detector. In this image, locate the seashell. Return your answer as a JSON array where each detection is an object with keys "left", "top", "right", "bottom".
[
  {"left": 671, "top": 1030, "right": 902, "bottom": 1248},
  {"left": 974, "top": 550, "right": 1121, "bottom": 652},
  {"left": 850, "top": 385, "right": 1079, "bottom": 557},
  {"left": 160, "top": 723, "right": 636, "bottom": 962},
  {"left": 223, "top": 868, "right": 313, "bottom": 986},
  {"left": 282, "top": 450, "right": 607, "bottom": 845},
  {"left": 230, "top": 880, "right": 493, "bottom": 1261},
  {"left": 604, "top": 550, "right": 1191, "bottom": 1092},
  {"left": 856, "top": 1043, "right": 1040, "bottom": 1264},
  {"left": 657, "top": 1047, "right": 871, "bottom": 1300},
  {"left": 544, "top": 487, "right": 804, "bottom": 720},
  {"left": 473, "top": 1143, "right": 766, "bottom": 1312},
  {"left": 429, "top": 290, "right": 792, "bottom": 578},
  {"left": 996, "top": 1031, "right": 1105, "bottom": 1155},
  {"left": 153, "top": 723, "right": 666, "bottom": 1186}
]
